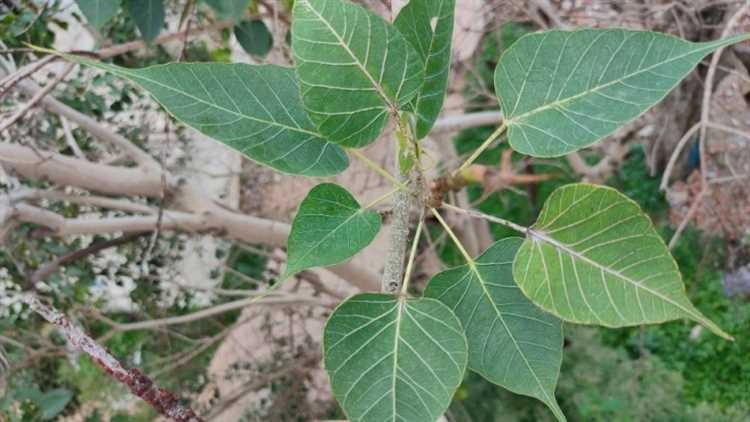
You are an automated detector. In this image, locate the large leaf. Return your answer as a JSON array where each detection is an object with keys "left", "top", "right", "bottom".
[
  {"left": 394, "top": 0, "right": 455, "bottom": 139},
  {"left": 76, "top": 0, "right": 119, "bottom": 29},
  {"left": 513, "top": 183, "right": 732, "bottom": 340},
  {"left": 495, "top": 29, "right": 750, "bottom": 157},
  {"left": 123, "top": 0, "right": 165, "bottom": 42},
  {"left": 291, "top": 0, "right": 424, "bottom": 148},
  {"left": 70, "top": 59, "right": 349, "bottom": 177},
  {"left": 285, "top": 183, "right": 381, "bottom": 276},
  {"left": 324, "top": 293, "right": 467, "bottom": 422},
  {"left": 425, "top": 238, "right": 565, "bottom": 421}
]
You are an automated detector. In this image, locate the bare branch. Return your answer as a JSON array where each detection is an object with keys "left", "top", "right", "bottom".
[
  {"left": 0, "top": 143, "right": 164, "bottom": 197},
  {"left": 23, "top": 295, "right": 204, "bottom": 422}
]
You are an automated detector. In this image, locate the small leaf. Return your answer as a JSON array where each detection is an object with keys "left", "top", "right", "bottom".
[
  {"left": 235, "top": 19, "right": 273, "bottom": 57},
  {"left": 513, "top": 183, "right": 732, "bottom": 340},
  {"left": 123, "top": 0, "right": 165, "bottom": 42},
  {"left": 203, "top": 0, "right": 250, "bottom": 22},
  {"left": 292, "top": 0, "right": 424, "bottom": 148},
  {"left": 76, "top": 0, "right": 119, "bottom": 29},
  {"left": 394, "top": 0, "right": 455, "bottom": 139},
  {"left": 68, "top": 58, "right": 348, "bottom": 177},
  {"left": 495, "top": 29, "right": 750, "bottom": 157},
  {"left": 285, "top": 183, "right": 381, "bottom": 276},
  {"left": 425, "top": 238, "right": 566, "bottom": 422},
  {"left": 324, "top": 293, "right": 467, "bottom": 422}
]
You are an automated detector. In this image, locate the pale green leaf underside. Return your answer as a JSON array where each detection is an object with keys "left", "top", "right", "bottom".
[
  {"left": 324, "top": 294, "right": 467, "bottom": 422},
  {"left": 71, "top": 58, "right": 348, "bottom": 177},
  {"left": 292, "top": 0, "right": 424, "bottom": 148},
  {"left": 513, "top": 183, "right": 732, "bottom": 340},
  {"left": 495, "top": 29, "right": 750, "bottom": 157},
  {"left": 394, "top": 0, "right": 455, "bottom": 139},
  {"left": 76, "top": 0, "right": 119, "bottom": 29},
  {"left": 285, "top": 183, "right": 381, "bottom": 277},
  {"left": 124, "top": 0, "right": 165, "bottom": 42},
  {"left": 425, "top": 238, "right": 565, "bottom": 422}
]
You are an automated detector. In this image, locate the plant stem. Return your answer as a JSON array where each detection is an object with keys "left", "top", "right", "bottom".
[
  {"left": 381, "top": 119, "right": 418, "bottom": 293},
  {"left": 455, "top": 121, "right": 507, "bottom": 175},
  {"left": 442, "top": 203, "right": 529, "bottom": 235},
  {"left": 400, "top": 213, "right": 424, "bottom": 296},
  {"left": 348, "top": 148, "right": 409, "bottom": 191}
]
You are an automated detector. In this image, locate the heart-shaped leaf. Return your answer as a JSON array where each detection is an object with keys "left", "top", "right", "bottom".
[
  {"left": 513, "top": 183, "right": 732, "bottom": 340},
  {"left": 76, "top": 0, "right": 119, "bottom": 29},
  {"left": 292, "top": 0, "right": 424, "bottom": 148},
  {"left": 324, "top": 293, "right": 467, "bottom": 422},
  {"left": 123, "top": 0, "right": 165, "bottom": 42},
  {"left": 394, "top": 0, "right": 455, "bottom": 139},
  {"left": 495, "top": 29, "right": 750, "bottom": 157},
  {"left": 425, "top": 238, "right": 565, "bottom": 421},
  {"left": 285, "top": 183, "right": 381, "bottom": 276},
  {"left": 68, "top": 58, "right": 349, "bottom": 177}
]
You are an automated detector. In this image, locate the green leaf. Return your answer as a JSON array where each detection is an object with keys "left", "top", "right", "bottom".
[
  {"left": 324, "top": 293, "right": 467, "bottom": 422},
  {"left": 425, "top": 238, "right": 566, "bottom": 421},
  {"left": 69, "top": 58, "right": 349, "bottom": 177},
  {"left": 291, "top": 0, "right": 424, "bottom": 148},
  {"left": 394, "top": 0, "right": 455, "bottom": 139},
  {"left": 235, "top": 19, "right": 273, "bottom": 57},
  {"left": 203, "top": 0, "right": 250, "bottom": 22},
  {"left": 495, "top": 29, "right": 750, "bottom": 157},
  {"left": 285, "top": 183, "right": 381, "bottom": 276},
  {"left": 123, "top": 0, "right": 165, "bottom": 42},
  {"left": 76, "top": 0, "right": 119, "bottom": 29},
  {"left": 513, "top": 183, "right": 732, "bottom": 340}
]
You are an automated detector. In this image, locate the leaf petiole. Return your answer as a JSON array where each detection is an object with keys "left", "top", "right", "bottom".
[
  {"left": 455, "top": 121, "right": 507, "bottom": 175},
  {"left": 400, "top": 212, "right": 424, "bottom": 296},
  {"left": 442, "top": 203, "right": 528, "bottom": 235},
  {"left": 430, "top": 207, "right": 476, "bottom": 266},
  {"left": 348, "top": 148, "right": 410, "bottom": 192}
]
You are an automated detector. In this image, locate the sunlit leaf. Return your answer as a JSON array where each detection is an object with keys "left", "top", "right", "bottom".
[
  {"left": 123, "top": 0, "right": 165, "bottom": 42},
  {"left": 76, "top": 0, "right": 119, "bottom": 29},
  {"left": 425, "top": 238, "right": 566, "bottom": 421},
  {"left": 285, "top": 183, "right": 381, "bottom": 276},
  {"left": 69, "top": 58, "right": 349, "bottom": 177},
  {"left": 513, "top": 183, "right": 732, "bottom": 340},
  {"left": 292, "top": 0, "right": 424, "bottom": 148},
  {"left": 394, "top": 0, "right": 455, "bottom": 139},
  {"left": 324, "top": 293, "right": 467, "bottom": 422},
  {"left": 235, "top": 19, "right": 273, "bottom": 57},
  {"left": 495, "top": 29, "right": 750, "bottom": 157}
]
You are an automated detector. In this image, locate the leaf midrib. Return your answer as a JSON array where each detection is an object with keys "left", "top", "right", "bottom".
[
  {"left": 108, "top": 65, "right": 321, "bottom": 138},
  {"left": 299, "top": 0, "right": 396, "bottom": 112},
  {"left": 464, "top": 259, "right": 559, "bottom": 412},
  {"left": 505, "top": 37, "right": 724, "bottom": 124},
  {"left": 528, "top": 228, "right": 708, "bottom": 328},
  {"left": 287, "top": 208, "right": 373, "bottom": 274}
]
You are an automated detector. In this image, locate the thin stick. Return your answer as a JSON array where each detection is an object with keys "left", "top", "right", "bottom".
[
  {"left": 349, "top": 148, "right": 408, "bottom": 191},
  {"left": 455, "top": 122, "right": 507, "bottom": 175},
  {"left": 442, "top": 203, "right": 528, "bottom": 235},
  {"left": 23, "top": 295, "right": 204, "bottom": 422},
  {"left": 400, "top": 213, "right": 424, "bottom": 295},
  {"left": 0, "top": 62, "right": 74, "bottom": 132}
]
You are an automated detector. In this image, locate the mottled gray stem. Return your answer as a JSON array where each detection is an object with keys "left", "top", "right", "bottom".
[{"left": 381, "top": 169, "right": 413, "bottom": 293}]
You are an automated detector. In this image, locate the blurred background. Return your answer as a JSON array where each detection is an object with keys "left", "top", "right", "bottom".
[{"left": 0, "top": 0, "right": 749, "bottom": 420}]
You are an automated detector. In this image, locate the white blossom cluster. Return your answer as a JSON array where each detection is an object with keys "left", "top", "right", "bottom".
[{"left": 0, "top": 268, "right": 25, "bottom": 320}]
